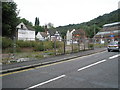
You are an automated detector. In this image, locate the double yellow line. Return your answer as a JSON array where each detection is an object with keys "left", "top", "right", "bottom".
[{"left": 0, "top": 57, "right": 78, "bottom": 77}]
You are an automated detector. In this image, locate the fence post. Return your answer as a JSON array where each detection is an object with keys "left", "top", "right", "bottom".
[
  {"left": 78, "top": 39, "right": 80, "bottom": 52},
  {"left": 54, "top": 40, "right": 56, "bottom": 56},
  {"left": 84, "top": 39, "right": 85, "bottom": 50},
  {"left": 13, "top": 36, "right": 16, "bottom": 59},
  {"left": 63, "top": 39, "right": 66, "bottom": 54},
  {"left": 71, "top": 38, "right": 73, "bottom": 53},
  {"left": 93, "top": 38, "right": 95, "bottom": 50}
]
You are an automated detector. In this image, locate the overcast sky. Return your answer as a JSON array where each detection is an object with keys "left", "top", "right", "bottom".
[{"left": 14, "top": 0, "right": 119, "bottom": 27}]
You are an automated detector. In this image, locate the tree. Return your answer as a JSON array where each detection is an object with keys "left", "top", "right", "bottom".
[
  {"left": 19, "top": 18, "right": 33, "bottom": 26},
  {"left": 34, "top": 17, "right": 43, "bottom": 35},
  {"left": 47, "top": 22, "right": 54, "bottom": 29},
  {"left": 35, "top": 17, "right": 39, "bottom": 26},
  {"left": 2, "top": 2, "right": 19, "bottom": 38},
  {"left": 33, "top": 26, "right": 44, "bottom": 35}
]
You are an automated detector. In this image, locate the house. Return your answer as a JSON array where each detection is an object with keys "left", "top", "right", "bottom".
[
  {"left": 36, "top": 26, "right": 62, "bottom": 41},
  {"left": 48, "top": 30, "right": 62, "bottom": 41},
  {"left": 16, "top": 22, "right": 35, "bottom": 41},
  {"left": 66, "top": 29, "right": 86, "bottom": 45},
  {"left": 36, "top": 32, "right": 48, "bottom": 41}
]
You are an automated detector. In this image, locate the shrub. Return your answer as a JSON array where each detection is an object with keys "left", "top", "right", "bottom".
[
  {"left": 43, "top": 41, "right": 53, "bottom": 50},
  {"left": 2, "top": 37, "right": 13, "bottom": 49},
  {"left": 34, "top": 42, "right": 44, "bottom": 51},
  {"left": 16, "top": 40, "right": 37, "bottom": 48},
  {"left": 35, "top": 54, "right": 43, "bottom": 59},
  {"left": 88, "top": 43, "right": 94, "bottom": 49},
  {"left": 56, "top": 41, "right": 64, "bottom": 48}
]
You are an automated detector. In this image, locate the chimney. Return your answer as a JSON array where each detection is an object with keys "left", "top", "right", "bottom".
[{"left": 45, "top": 25, "right": 48, "bottom": 34}]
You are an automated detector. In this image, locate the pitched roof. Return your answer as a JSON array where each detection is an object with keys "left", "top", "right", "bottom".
[
  {"left": 16, "top": 22, "right": 35, "bottom": 31},
  {"left": 26, "top": 25, "right": 35, "bottom": 31},
  {"left": 48, "top": 29, "right": 56, "bottom": 36},
  {"left": 40, "top": 32, "right": 48, "bottom": 37},
  {"left": 72, "top": 29, "right": 86, "bottom": 35}
]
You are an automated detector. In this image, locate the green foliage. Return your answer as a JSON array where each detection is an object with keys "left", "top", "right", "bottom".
[
  {"left": 34, "top": 42, "right": 44, "bottom": 51},
  {"left": 19, "top": 18, "right": 33, "bottom": 26},
  {"left": 16, "top": 40, "right": 36, "bottom": 48},
  {"left": 33, "top": 26, "right": 44, "bottom": 35},
  {"left": 35, "top": 17, "right": 40, "bottom": 26},
  {"left": 56, "top": 41, "right": 64, "bottom": 48},
  {"left": 53, "top": 9, "right": 120, "bottom": 38},
  {"left": 43, "top": 41, "right": 54, "bottom": 50},
  {"left": 35, "top": 54, "right": 43, "bottom": 59},
  {"left": 2, "top": 37, "right": 13, "bottom": 49},
  {"left": 88, "top": 43, "right": 94, "bottom": 49},
  {"left": 2, "top": 2, "right": 19, "bottom": 38}
]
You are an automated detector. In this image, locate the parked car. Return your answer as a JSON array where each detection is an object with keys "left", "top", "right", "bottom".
[{"left": 107, "top": 41, "right": 120, "bottom": 52}]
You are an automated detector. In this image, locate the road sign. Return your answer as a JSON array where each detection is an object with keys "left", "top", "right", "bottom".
[{"left": 110, "top": 35, "right": 115, "bottom": 37}]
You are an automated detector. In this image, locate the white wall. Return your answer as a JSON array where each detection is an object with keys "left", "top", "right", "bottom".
[
  {"left": 36, "top": 32, "right": 45, "bottom": 41},
  {"left": 18, "top": 29, "right": 35, "bottom": 41},
  {"left": 16, "top": 22, "right": 28, "bottom": 30}
]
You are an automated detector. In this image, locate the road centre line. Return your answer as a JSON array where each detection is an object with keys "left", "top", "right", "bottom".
[
  {"left": 109, "top": 54, "right": 120, "bottom": 60},
  {"left": 25, "top": 75, "right": 66, "bottom": 90},
  {"left": 26, "top": 53, "right": 118, "bottom": 89},
  {"left": 77, "top": 54, "right": 120, "bottom": 72},
  {"left": 78, "top": 59, "right": 106, "bottom": 71}
]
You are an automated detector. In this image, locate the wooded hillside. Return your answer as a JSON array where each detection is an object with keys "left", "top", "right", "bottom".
[{"left": 54, "top": 9, "right": 119, "bottom": 38}]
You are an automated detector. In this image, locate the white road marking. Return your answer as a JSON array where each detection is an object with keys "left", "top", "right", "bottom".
[
  {"left": 25, "top": 75, "right": 66, "bottom": 90},
  {"left": 78, "top": 59, "right": 106, "bottom": 71},
  {"left": 109, "top": 54, "right": 120, "bottom": 60}
]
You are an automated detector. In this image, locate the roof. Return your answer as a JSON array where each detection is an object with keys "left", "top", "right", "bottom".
[
  {"left": 40, "top": 32, "right": 48, "bottom": 37},
  {"left": 48, "top": 29, "right": 61, "bottom": 36},
  {"left": 48, "top": 29, "right": 55, "bottom": 36},
  {"left": 26, "top": 25, "right": 35, "bottom": 31},
  {"left": 103, "top": 22, "right": 120, "bottom": 27},
  {"left": 16, "top": 22, "right": 35, "bottom": 31},
  {"left": 72, "top": 29, "right": 86, "bottom": 35},
  {"left": 96, "top": 30, "right": 120, "bottom": 35}
]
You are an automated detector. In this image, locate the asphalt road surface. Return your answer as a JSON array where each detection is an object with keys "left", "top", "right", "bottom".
[{"left": 2, "top": 50, "right": 119, "bottom": 89}]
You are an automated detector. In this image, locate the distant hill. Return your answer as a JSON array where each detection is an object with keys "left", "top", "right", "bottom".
[{"left": 54, "top": 9, "right": 120, "bottom": 38}]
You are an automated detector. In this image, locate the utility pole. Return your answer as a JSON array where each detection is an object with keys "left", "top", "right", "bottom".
[
  {"left": 94, "top": 22, "right": 96, "bottom": 41},
  {"left": 93, "top": 22, "right": 96, "bottom": 49},
  {"left": 63, "top": 36, "right": 66, "bottom": 54}
]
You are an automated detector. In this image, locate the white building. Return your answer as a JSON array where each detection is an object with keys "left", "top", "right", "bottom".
[
  {"left": 36, "top": 32, "right": 48, "bottom": 41},
  {"left": 16, "top": 22, "right": 35, "bottom": 41},
  {"left": 66, "top": 29, "right": 75, "bottom": 45},
  {"left": 36, "top": 28, "right": 62, "bottom": 41}
]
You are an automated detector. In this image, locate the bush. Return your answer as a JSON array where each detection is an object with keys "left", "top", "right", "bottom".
[
  {"left": 2, "top": 47, "right": 21, "bottom": 53},
  {"left": 16, "top": 40, "right": 36, "bottom": 48},
  {"left": 56, "top": 41, "right": 64, "bottom": 48},
  {"left": 43, "top": 41, "right": 53, "bottom": 50},
  {"left": 88, "top": 43, "right": 94, "bottom": 49},
  {"left": 2, "top": 37, "right": 13, "bottom": 49},
  {"left": 35, "top": 54, "right": 43, "bottom": 59},
  {"left": 34, "top": 42, "right": 44, "bottom": 51}
]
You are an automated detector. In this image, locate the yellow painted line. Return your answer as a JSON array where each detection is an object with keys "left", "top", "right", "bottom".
[
  {"left": 0, "top": 51, "right": 105, "bottom": 77},
  {"left": 0, "top": 68, "right": 34, "bottom": 77},
  {"left": 0, "top": 57, "right": 78, "bottom": 77}
]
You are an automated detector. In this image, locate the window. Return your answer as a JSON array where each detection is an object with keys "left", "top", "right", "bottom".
[{"left": 21, "top": 25, "right": 23, "bottom": 29}]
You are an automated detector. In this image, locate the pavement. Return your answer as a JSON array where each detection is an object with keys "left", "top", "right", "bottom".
[{"left": 1, "top": 47, "right": 106, "bottom": 73}]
